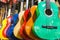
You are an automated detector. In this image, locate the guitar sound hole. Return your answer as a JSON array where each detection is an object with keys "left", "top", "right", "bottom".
[{"left": 45, "top": 9, "right": 52, "bottom": 16}]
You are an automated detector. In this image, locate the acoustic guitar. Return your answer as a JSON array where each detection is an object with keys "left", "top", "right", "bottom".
[
  {"left": 2, "top": 0, "right": 13, "bottom": 38},
  {"left": 6, "top": 0, "right": 20, "bottom": 40},
  {"left": 19, "top": 0, "right": 32, "bottom": 40},
  {"left": 32, "top": 0, "right": 60, "bottom": 40},
  {"left": 24, "top": 0, "right": 40, "bottom": 40},
  {"left": 2, "top": 16, "right": 12, "bottom": 37},
  {"left": 25, "top": 5, "right": 41, "bottom": 40},
  {"left": 20, "top": 9, "right": 32, "bottom": 40},
  {"left": 13, "top": 0, "right": 24, "bottom": 39},
  {"left": 0, "top": 5, "right": 8, "bottom": 40}
]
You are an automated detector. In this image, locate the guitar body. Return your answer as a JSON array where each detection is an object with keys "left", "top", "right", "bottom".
[
  {"left": 35, "top": 8, "right": 40, "bottom": 17},
  {"left": 2, "top": 16, "right": 12, "bottom": 37},
  {"left": 20, "top": 9, "right": 32, "bottom": 40},
  {"left": 0, "top": 8, "right": 8, "bottom": 40},
  {"left": 13, "top": 11, "right": 24, "bottom": 39},
  {"left": 25, "top": 5, "right": 40, "bottom": 40},
  {"left": 6, "top": 14, "right": 19, "bottom": 40},
  {"left": 32, "top": 1, "right": 59, "bottom": 40},
  {"left": 0, "top": 18, "right": 8, "bottom": 40}
]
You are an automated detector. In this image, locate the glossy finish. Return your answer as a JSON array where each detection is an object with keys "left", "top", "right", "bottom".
[
  {"left": 13, "top": 11, "right": 24, "bottom": 39},
  {"left": 32, "top": 1, "right": 60, "bottom": 40},
  {"left": 6, "top": 14, "right": 19, "bottom": 40},
  {"left": 0, "top": 18, "right": 8, "bottom": 40},
  {"left": 20, "top": 9, "right": 32, "bottom": 40},
  {"left": 2, "top": 16, "right": 12, "bottom": 37},
  {"left": 25, "top": 5, "right": 40, "bottom": 40},
  {"left": 0, "top": 8, "right": 8, "bottom": 40}
]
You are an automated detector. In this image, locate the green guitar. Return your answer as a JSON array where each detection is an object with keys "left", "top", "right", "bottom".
[{"left": 32, "top": 0, "right": 60, "bottom": 40}]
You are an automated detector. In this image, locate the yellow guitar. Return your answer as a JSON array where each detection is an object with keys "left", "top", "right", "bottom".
[
  {"left": 13, "top": 1, "right": 24, "bottom": 39},
  {"left": 0, "top": 7, "right": 8, "bottom": 40}
]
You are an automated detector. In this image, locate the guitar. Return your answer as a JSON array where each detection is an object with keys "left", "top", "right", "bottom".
[
  {"left": 13, "top": 0, "right": 24, "bottom": 39},
  {"left": 6, "top": 14, "right": 20, "bottom": 40},
  {"left": 32, "top": 0, "right": 59, "bottom": 40},
  {"left": 19, "top": 0, "right": 32, "bottom": 40},
  {"left": 6, "top": 0, "right": 20, "bottom": 40},
  {"left": 25, "top": 5, "right": 41, "bottom": 40},
  {"left": 2, "top": 16, "right": 12, "bottom": 37},
  {"left": 2, "top": 0, "right": 13, "bottom": 37},
  {"left": 25, "top": 0, "right": 40, "bottom": 40},
  {"left": 0, "top": 3, "right": 8, "bottom": 40},
  {"left": 20, "top": 9, "right": 32, "bottom": 40}
]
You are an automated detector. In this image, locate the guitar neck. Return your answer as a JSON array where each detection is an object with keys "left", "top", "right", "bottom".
[
  {"left": 0, "top": 8, "right": 2, "bottom": 26},
  {"left": 0, "top": 7, "right": 5, "bottom": 27},
  {"left": 46, "top": 0, "right": 50, "bottom": 9},
  {"left": 11, "top": 4, "right": 16, "bottom": 14}
]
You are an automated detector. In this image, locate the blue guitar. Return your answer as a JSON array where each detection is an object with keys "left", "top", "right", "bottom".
[
  {"left": 6, "top": 13, "right": 20, "bottom": 40},
  {"left": 6, "top": 1, "right": 20, "bottom": 39}
]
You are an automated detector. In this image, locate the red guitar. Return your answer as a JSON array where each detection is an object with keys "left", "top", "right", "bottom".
[{"left": 19, "top": 0, "right": 32, "bottom": 40}]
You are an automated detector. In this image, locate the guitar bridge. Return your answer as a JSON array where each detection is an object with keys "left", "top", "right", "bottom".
[{"left": 42, "top": 26, "right": 57, "bottom": 29}]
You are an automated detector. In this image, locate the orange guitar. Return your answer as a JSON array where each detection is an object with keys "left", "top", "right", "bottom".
[
  {"left": 24, "top": 5, "right": 40, "bottom": 40},
  {"left": 24, "top": 0, "right": 42, "bottom": 40}
]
